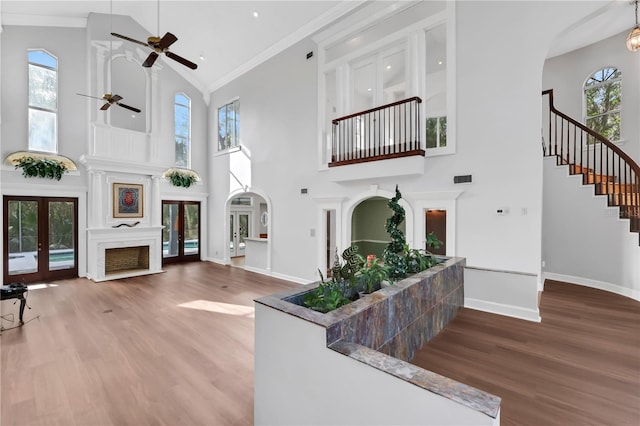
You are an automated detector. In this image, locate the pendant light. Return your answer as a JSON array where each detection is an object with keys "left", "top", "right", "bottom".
[{"left": 627, "top": 0, "right": 640, "bottom": 52}]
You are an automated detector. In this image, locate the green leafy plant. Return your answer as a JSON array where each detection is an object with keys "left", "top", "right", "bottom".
[
  {"left": 358, "top": 255, "right": 391, "bottom": 294},
  {"left": 302, "top": 280, "right": 352, "bottom": 313},
  {"left": 166, "top": 169, "right": 197, "bottom": 188},
  {"left": 15, "top": 156, "right": 67, "bottom": 180},
  {"left": 425, "top": 232, "right": 443, "bottom": 252}
]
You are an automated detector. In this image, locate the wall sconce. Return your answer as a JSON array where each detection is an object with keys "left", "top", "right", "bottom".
[{"left": 627, "top": 0, "right": 640, "bottom": 52}]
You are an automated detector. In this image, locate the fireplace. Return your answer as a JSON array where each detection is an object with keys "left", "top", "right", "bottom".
[{"left": 105, "top": 246, "right": 150, "bottom": 275}]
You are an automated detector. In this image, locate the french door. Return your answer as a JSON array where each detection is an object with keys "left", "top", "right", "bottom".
[
  {"left": 229, "top": 211, "right": 250, "bottom": 258},
  {"left": 3, "top": 196, "right": 78, "bottom": 284},
  {"left": 162, "top": 201, "right": 200, "bottom": 265}
]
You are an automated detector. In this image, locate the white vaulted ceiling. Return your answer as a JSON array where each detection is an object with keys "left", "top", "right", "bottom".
[{"left": 0, "top": 0, "right": 363, "bottom": 95}]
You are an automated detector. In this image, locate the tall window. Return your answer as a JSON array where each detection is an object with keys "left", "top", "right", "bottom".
[
  {"left": 218, "top": 99, "right": 240, "bottom": 151},
  {"left": 174, "top": 93, "right": 191, "bottom": 168},
  {"left": 584, "top": 67, "right": 621, "bottom": 142},
  {"left": 425, "top": 23, "right": 447, "bottom": 149},
  {"left": 28, "top": 50, "right": 58, "bottom": 153}
]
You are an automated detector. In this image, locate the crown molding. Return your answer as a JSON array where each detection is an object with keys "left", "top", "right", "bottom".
[{"left": 2, "top": 13, "right": 87, "bottom": 28}]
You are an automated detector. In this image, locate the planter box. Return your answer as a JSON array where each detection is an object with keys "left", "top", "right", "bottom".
[{"left": 255, "top": 257, "right": 501, "bottom": 425}]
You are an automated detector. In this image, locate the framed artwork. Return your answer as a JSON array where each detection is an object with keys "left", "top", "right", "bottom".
[{"left": 113, "top": 183, "right": 143, "bottom": 218}]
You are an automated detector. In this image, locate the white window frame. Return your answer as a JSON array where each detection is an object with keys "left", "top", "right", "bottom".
[
  {"left": 217, "top": 98, "right": 240, "bottom": 152},
  {"left": 582, "top": 66, "right": 621, "bottom": 143},
  {"left": 28, "top": 49, "right": 58, "bottom": 153},
  {"left": 314, "top": 2, "right": 456, "bottom": 169}
]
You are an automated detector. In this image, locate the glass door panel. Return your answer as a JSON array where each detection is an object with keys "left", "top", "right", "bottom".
[
  {"left": 182, "top": 203, "right": 199, "bottom": 256},
  {"left": 229, "top": 211, "right": 250, "bottom": 258},
  {"left": 7, "top": 200, "right": 39, "bottom": 276},
  {"left": 48, "top": 201, "right": 75, "bottom": 271},
  {"left": 4, "top": 196, "right": 78, "bottom": 284},
  {"left": 162, "top": 201, "right": 200, "bottom": 265},
  {"left": 163, "top": 203, "right": 180, "bottom": 259}
]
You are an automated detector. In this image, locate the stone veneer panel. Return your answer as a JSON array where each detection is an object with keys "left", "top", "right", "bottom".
[{"left": 256, "top": 257, "right": 501, "bottom": 420}]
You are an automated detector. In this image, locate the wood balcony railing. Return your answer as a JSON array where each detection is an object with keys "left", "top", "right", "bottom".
[
  {"left": 542, "top": 89, "right": 640, "bottom": 243},
  {"left": 330, "top": 97, "right": 425, "bottom": 167}
]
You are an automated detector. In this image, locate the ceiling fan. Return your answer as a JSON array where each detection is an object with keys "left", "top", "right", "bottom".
[
  {"left": 76, "top": 93, "right": 141, "bottom": 113},
  {"left": 110, "top": 31, "right": 198, "bottom": 70}
]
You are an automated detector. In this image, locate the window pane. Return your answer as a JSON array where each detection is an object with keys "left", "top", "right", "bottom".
[
  {"left": 218, "top": 105, "right": 228, "bottom": 150},
  {"left": 586, "top": 112, "right": 620, "bottom": 141},
  {"left": 29, "top": 64, "right": 57, "bottom": 111},
  {"left": 352, "top": 61, "right": 375, "bottom": 112},
  {"left": 29, "top": 50, "right": 57, "bottom": 68},
  {"left": 585, "top": 67, "right": 621, "bottom": 87},
  {"left": 425, "top": 23, "right": 447, "bottom": 149},
  {"left": 382, "top": 49, "right": 405, "bottom": 104},
  {"left": 585, "top": 82, "right": 621, "bottom": 116},
  {"left": 174, "top": 93, "right": 190, "bottom": 167},
  {"left": 233, "top": 101, "right": 240, "bottom": 147},
  {"left": 29, "top": 109, "right": 57, "bottom": 152}
]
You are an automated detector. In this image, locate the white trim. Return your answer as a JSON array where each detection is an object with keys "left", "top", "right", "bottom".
[
  {"left": 270, "top": 272, "right": 312, "bottom": 286},
  {"left": 543, "top": 272, "right": 640, "bottom": 302},
  {"left": 2, "top": 14, "right": 87, "bottom": 28},
  {"left": 464, "top": 298, "right": 542, "bottom": 323},
  {"left": 206, "top": 1, "right": 364, "bottom": 94}
]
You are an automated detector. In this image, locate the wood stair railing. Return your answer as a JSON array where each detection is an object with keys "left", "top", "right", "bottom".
[{"left": 542, "top": 89, "right": 640, "bottom": 245}]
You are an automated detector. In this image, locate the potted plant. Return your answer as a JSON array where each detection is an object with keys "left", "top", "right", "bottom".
[
  {"left": 358, "top": 255, "right": 391, "bottom": 294},
  {"left": 14, "top": 156, "right": 68, "bottom": 180},
  {"left": 163, "top": 168, "right": 199, "bottom": 188}
]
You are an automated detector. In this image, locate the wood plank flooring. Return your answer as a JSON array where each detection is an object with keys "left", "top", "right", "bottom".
[
  {"left": 3, "top": 267, "right": 639, "bottom": 426},
  {"left": 411, "top": 280, "right": 640, "bottom": 426},
  {"left": 1, "top": 262, "right": 297, "bottom": 426}
]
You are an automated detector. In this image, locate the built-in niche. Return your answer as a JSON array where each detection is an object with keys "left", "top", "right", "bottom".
[{"left": 110, "top": 55, "right": 146, "bottom": 132}]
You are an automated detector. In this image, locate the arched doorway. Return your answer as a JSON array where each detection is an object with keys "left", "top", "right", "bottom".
[
  {"left": 350, "top": 196, "right": 403, "bottom": 260},
  {"left": 226, "top": 191, "right": 271, "bottom": 272}
]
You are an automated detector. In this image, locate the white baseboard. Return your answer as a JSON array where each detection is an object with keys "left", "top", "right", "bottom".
[
  {"left": 465, "top": 298, "right": 541, "bottom": 323},
  {"left": 270, "top": 271, "right": 312, "bottom": 285},
  {"left": 543, "top": 272, "right": 640, "bottom": 302},
  {"left": 204, "top": 257, "right": 227, "bottom": 265}
]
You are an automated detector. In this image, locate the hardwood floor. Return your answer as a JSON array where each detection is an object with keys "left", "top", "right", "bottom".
[
  {"left": 411, "top": 280, "right": 640, "bottom": 426},
  {"left": 1, "top": 262, "right": 297, "bottom": 426},
  {"left": 3, "top": 268, "right": 639, "bottom": 426}
]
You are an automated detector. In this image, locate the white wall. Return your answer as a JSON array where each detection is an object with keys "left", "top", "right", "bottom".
[
  {"left": 542, "top": 157, "right": 640, "bottom": 300},
  {"left": 1, "top": 18, "right": 209, "bottom": 279},
  {"left": 543, "top": 30, "right": 640, "bottom": 164},
  {"left": 255, "top": 303, "right": 498, "bottom": 426},
  {"left": 205, "top": 1, "right": 616, "bottom": 318}
]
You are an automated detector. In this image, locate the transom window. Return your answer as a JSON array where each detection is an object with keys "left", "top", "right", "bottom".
[
  {"left": 218, "top": 99, "right": 240, "bottom": 151},
  {"left": 174, "top": 93, "right": 191, "bottom": 168},
  {"left": 28, "top": 50, "right": 58, "bottom": 153},
  {"left": 584, "top": 67, "right": 621, "bottom": 142}
]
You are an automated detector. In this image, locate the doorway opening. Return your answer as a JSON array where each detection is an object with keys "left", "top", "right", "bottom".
[
  {"left": 162, "top": 200, "right": 200, "bottom": 265},
  {"left": 350, "top": 196, "right": 402, "bottom": 259},
  {"left": 227, "top": 192, "right": 270, "bottom": 270},
  {"left": 425, "top": 209, "right": 446, "bottom": 255},
  {"left": 3, "top": 196, "right": 78, "bottom": 284}
]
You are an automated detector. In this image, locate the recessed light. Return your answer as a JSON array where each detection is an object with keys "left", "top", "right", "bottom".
[
  {"left": 199, "top": 53, "right": 205, "bottom": 60},
  {"left": 367, "top": 88, "right": 372, "bottom": 92},
  {"left": 386, "top": 65, "right": 391, "bottom": 70},
  {"left": 252, "top": 10, "right": 259, "bottom": 18},
  {"left": 438, "top": 61, "right": 443, "bottom": 65}
]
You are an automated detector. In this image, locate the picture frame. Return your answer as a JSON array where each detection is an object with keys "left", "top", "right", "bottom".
[{"left": 113, "top": 183, "right": 143, "bottom": 218}]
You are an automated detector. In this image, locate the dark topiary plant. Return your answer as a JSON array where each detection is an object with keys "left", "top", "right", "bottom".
[{"left": 383, "top": 185, "right": 408, "bottom": 279}]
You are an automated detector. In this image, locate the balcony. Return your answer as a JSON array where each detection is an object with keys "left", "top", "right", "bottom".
[{"left": 330, "top": 97, "right": 425, "bottom": 167}]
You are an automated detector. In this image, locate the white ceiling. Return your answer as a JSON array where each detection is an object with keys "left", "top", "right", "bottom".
[
  {"left": 0, "top": 0, "right": 362, "bottom": 95},
  {"left": 1, "top": 1, "right": 637, "bottom": 96}
]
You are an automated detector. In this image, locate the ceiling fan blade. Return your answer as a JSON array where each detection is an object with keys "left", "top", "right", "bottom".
[
  {"left": 165, "top": 51, "right": 198, "bottom": 70},
  {"left": 142, "top": 52, "right": 159, "bottom": 68},
  {"left": 111, "top": 32, "right": 149, "bottom": 48},
  {"left": 76, "top": 93, "right": 103, "bottom": 101},
  {"left": 117, "top": 102, "right": 142, "bottom": 114},
  {"left": 158, "top": 32, "right": 178, "bottom": 50},
  {"left": 110, "top": 94, "right": 123, "bottom": 102},
  {"left": 100, "top": 103, "right": 111, "bottom": 111}
]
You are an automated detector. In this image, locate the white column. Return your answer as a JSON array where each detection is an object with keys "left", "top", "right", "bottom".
[{"left": 150, "top": 175, "right": 162, "bottom": 227}]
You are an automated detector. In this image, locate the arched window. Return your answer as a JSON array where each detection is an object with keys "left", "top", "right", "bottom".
[
  {"left": 584, "top": 67, "right": 621, "bottom": 142},
  {"left": 174, "top": 93, "right": 191, "bottom": 168},
  {"left": 28, "top": 50, "right": 58, "bottom": 152}
]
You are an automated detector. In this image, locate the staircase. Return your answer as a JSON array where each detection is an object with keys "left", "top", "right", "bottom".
[{"left": 542, "top": 89, "right": 640, "bottom": 245}]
